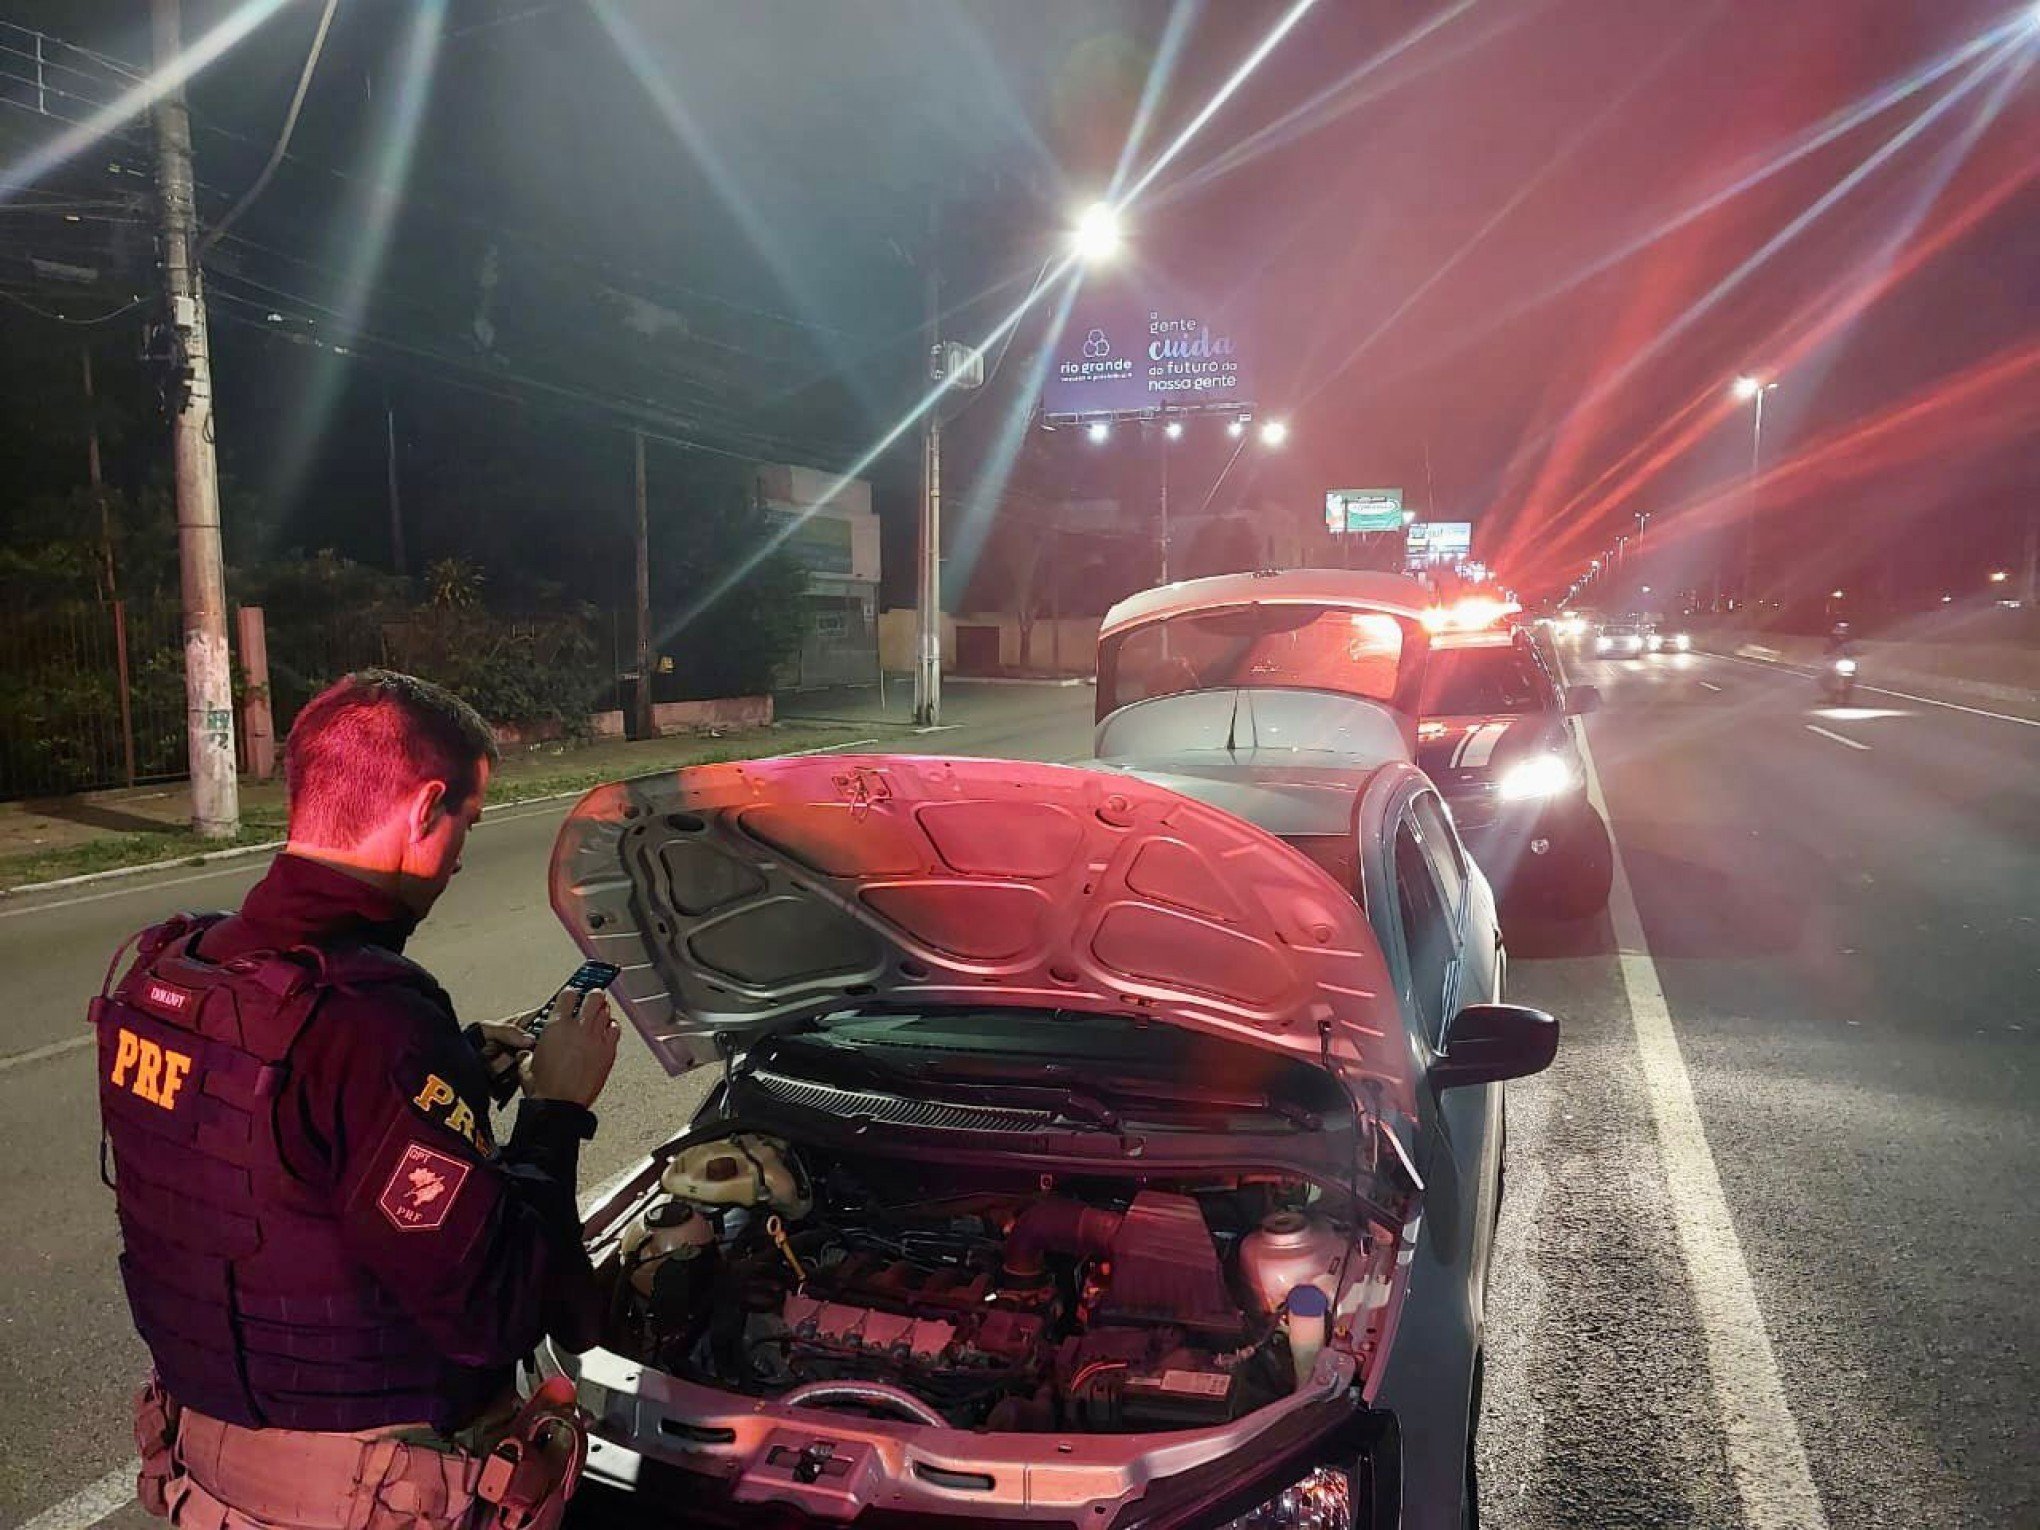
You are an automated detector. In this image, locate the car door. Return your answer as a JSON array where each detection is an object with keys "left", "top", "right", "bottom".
[{"left": 1384, "top": 785, "right": 1504, "bottom": 1312}]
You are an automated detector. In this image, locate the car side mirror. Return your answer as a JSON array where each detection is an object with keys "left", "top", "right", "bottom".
[
  {"left": 1432, "top": 1004, "right": 1558, "bottom": 1090},
  {"left": 1563, "top": 685, "right": 1601, "bottom": 716}
]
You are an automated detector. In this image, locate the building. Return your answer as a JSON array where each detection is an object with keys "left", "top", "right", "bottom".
[{"left": 755, "top": 462, "right": 882, "bottom": 688}]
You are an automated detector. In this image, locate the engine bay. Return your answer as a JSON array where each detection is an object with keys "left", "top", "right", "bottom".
[{"left": 599, "top": 1128, "right": 1401, "bottom": 1434}]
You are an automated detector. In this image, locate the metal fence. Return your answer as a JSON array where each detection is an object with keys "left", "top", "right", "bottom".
[
  {"left": 0, "top": 600, "right": 395, "bottom": 802},
  {"left": 0, "top": 600, "right": 187, "bottom": 800}
]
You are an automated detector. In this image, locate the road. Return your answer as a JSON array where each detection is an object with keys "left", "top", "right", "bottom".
[{"left": 4, "top": 658, "right": 2035, "bottom": 1529}]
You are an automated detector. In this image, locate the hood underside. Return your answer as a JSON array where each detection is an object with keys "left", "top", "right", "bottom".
[{"left": 549, "top": 755, "right": 1412, "bottom": 1118}]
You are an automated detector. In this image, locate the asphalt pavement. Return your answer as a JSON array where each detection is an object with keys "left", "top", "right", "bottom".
[{"left": 4, "top": 658, "right": 2034, "bottom": 1529}]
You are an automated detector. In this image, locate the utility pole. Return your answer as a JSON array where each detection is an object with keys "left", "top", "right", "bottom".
[
  {"left": 384, "top": 383, "right": 406, "bottom": 576},
  {"left": 83, "top": 348, "right": 117, "bottom": 602},
  {"left": 150, "top": 0, "right": 237, "bottom": 837},
  {"left": 633, "top": 429, "right": 654, "bottom": 741},
  {"left": 914, "top": 202, "right": 943, "bottom": 727}
]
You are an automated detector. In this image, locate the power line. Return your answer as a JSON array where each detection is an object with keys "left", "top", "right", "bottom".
[
  {"left": 0, "top": 286, "right": 146, "bottom": 323},
  {"left": 207, "top": 284, "right": 862, "bottom": 466}
]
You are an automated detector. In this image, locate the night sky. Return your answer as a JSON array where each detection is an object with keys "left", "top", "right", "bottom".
[{"left": 17, "top": 0, "right": 2038, "bottom": 609}]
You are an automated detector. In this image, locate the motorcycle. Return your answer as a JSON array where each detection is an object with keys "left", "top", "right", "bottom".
[{"left": 1821, "top": 654, "right": 1857, "bottom": 704}]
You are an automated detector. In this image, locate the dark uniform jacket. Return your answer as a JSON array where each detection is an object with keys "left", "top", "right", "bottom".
[{"left": 110, "top": 854, "right": 599, "bottom": 1432}]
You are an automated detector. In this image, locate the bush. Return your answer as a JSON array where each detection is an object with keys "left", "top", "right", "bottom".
[{"left": 383, "top": 607, "right": 609, "bottom": 730}]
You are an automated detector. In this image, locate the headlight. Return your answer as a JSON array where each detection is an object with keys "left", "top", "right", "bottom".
[
  {"left": 1835, "top": 658, "right": 1857, "bottom": 674},
  {"left": 1218, "top": 1465, "right": 1353, "bottom": 1529},
  {"left": 1497, "top": 752, "right": 1574, "bottom": 801},
  {"left": 1594, "top": 636, "right": 1611, "bottom": 652},
  {"left": 1673, "top": 633, "right": 1691, "bottom": 650}
]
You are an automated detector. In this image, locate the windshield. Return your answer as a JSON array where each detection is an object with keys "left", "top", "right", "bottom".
[
  {"left": 1420, "top": 646, "right": 1549, "bottom": 716},
  {"left": 760, "top": 1010, "right": 1350, "bottom": 1133},
  {"left": 1098, "top": 603, "right": 1416, "bottom": 719}
]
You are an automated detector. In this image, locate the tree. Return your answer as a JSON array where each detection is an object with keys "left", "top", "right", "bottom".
[{"left": 650, "top": 460, "right": 808, "bottom": 700}]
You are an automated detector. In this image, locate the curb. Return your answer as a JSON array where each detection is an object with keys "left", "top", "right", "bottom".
[
  {"left": 0, "top": 733, "right": 891, "bottom": 902},
  {"left": 0, "top": 784, "right": 613, "bottom": 902},
  {"left": 944, "top": 674, "right": 1090, "bottom": 688}
]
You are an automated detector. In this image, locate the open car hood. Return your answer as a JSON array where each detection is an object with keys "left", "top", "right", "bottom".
[{"left": 549, "top": 754, "right": 1414, "bottom": 1122}]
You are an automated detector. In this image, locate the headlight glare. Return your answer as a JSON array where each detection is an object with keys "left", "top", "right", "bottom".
[
  {"left": 1498, "top": 752, "right": 1574, "bottom": 801},
  {"left": 1218, "top": 1464, "right": 1353, "bottom": 1529},
  {"left": 1835, "top": 658, "right": 1857, "bottom": 675}
]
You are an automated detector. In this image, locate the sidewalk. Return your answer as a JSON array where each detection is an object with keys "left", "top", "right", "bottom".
[{"left": 0, "top": 720, "right": 868, "bottom": 893}]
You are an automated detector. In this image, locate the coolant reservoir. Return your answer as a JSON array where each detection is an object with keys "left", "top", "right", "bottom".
[
  {"left": 659, "top": 1132, "right": 811, "bottom": 1216},
  {"left": 1238, "top": 1210, "right": 1345, "bottom": 1314}
]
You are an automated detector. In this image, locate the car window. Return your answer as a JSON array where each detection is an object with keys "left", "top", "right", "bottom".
[
  {"left": 1418, "top": 646, "right": 1549, "bottom": 716},
  {"left": 1393, "top": 819, "right": 1457, "bottom": 1040},
  {"left": 1411, "top": 793, "right": 1467, "bottom": 917},
  {"left": 1099, "top": 603, "right": 1413, "bottom": 715}
]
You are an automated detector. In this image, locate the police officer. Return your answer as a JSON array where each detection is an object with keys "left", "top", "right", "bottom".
[{"left": 96, "top": 670, "right": 619, "bottom": 1529}]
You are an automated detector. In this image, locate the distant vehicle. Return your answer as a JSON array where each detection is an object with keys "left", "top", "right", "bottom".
[
  {"left": 1647, "top": 622, "right": 1692, "bottom": 653},
  {"left": 1822, "top": 653, "right": 1858, "bottom": 703},
  {"left": 1416, "top": 628, "right": 1614, "bottom": 919},
  {"left": 543, "top": 745, "right": 1558, "bottom": 1529},
  {"left": 1593, "top": 619, "right": 1648, "bottom": 658}
]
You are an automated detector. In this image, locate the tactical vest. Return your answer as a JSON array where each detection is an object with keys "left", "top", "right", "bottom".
[{"left": 95, "top": 913, "right": 467, "bottom": 1432}]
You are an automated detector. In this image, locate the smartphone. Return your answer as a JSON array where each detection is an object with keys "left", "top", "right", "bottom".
[{"left": 529, "top": 960, "right": 621, "bottom": 1036}]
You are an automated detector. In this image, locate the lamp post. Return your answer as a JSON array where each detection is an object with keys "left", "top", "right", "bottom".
[
  {"left": 915, "top": 200, "right": 1120, "bottom": 725},
  {"left": 1733, "top": 374, "right": 1779, "bottom": 610}
]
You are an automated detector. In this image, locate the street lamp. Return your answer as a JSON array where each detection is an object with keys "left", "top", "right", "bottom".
[
  {"left": 1831, "top": 589, "right": 1845, "bottom": 599},
  {"left": 1732, "top": 375, "right": 1780, "bottom": 606},
  {"left": 1227, "top": 417, "right": 1247, "bottom": 438},
  {"left": 1071, "top": 201, "right": 1123, "bottom": 264}
]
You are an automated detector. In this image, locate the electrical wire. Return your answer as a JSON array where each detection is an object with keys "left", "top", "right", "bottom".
[
  {"left": 207, "top": 291, "right": 860, "bottom": 467},
  {"left": 0, "top": 287, "right": 146, "bottom": 324},
  {"left": 196, "top": 0, "right": 339, "bottom": 261}
]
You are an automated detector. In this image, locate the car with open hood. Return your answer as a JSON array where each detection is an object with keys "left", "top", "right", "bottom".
[{"left": 540, "top": 751, "right": 1555, "bottom": 1528}]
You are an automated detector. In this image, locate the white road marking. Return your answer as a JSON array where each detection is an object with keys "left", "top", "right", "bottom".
[
  {"left": 781, "top": 736, "right": 880, "bottom": 756},
  {"left": 1700, "top": 681, "right": 1724, "bottom": 692},
  {"left": 1707, "top": 651, "right": 2039, "bottom": 729},
  {"left": 18, "top": 1462, "right": 135, "bottom": 1530},
  {"left": 0, "top": 1033, "right": 93, "bottom": 1074},
  {"left": 1806, "top": 724, "right": 1870, "bottom": 752},
  {"left": 0, "top": 860, "right": 262, "bottom": 920},
  {"left": 1575, "top": 725, "right": 1829, "bottom": 1530}
]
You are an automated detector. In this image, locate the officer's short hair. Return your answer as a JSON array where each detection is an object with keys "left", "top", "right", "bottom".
[{"left": 285, "top": 670, "right": 500, "bottom": 846}]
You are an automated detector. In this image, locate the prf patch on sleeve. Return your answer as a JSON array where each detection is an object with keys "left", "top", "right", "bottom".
[
  {"left": 410, "top": 1073, "right": 494, "bottom": 1155},
  {"left": 377, "top": 1142, "right": 471, "bottom": 1232}
]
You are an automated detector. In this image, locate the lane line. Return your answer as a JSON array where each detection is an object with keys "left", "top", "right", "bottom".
[
  {"left": 18, "top": 1462, "right": 135, "bottom": 1530},
  {"left": 0, "top": 861, "right": 265, "bottom": 921},
  {"left": 1704, "top": 650, "right": 2039, "bottom": 729},
  {"left": 1700, "top": 681, "right": 1724, "bottom": 692},
  {"left": 1576, "top": 724, "right": 1830, "bottom": 1530},
  {"left": 781, "top": 736, "right": 880, "bottom": 756},
  {"left": 1805, "top": 724, "right": 1870, "bottom": 752},
  {"left": 0, "top": 1033, "right": 93, "bottom": 1074}
]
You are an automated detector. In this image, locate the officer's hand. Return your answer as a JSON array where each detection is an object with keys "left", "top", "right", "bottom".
[{"left": 521, "top": 989, "right": 619, "bottom": 1108}]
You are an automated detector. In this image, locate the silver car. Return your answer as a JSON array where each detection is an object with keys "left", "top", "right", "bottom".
[{"left": 537, "top": 728, "right": 1554, "bottom": 1526}]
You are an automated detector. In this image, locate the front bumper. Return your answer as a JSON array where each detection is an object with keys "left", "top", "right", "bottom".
[
  {"left": 1448, "top": 791, "right": 1596, "bottom": 888},
  {"left": 539, "top": 1341, "right": 1382, "bottom": 1528}
]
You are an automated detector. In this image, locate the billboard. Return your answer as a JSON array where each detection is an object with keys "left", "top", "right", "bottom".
[
  {"left": 1404, "top": 521, "right": 1473, "bottom": 569},
  {"left": 1326, "top": 488, "right": 1404, "bottom": 534},
  {"left": 1042, "top": 289, "right": 1252, "bottom": 419}
]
